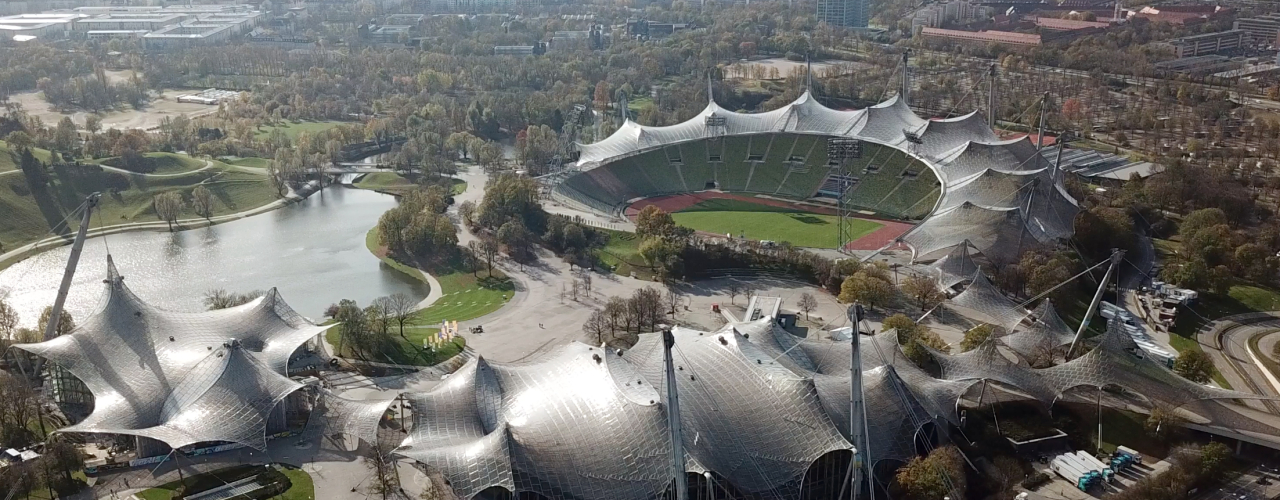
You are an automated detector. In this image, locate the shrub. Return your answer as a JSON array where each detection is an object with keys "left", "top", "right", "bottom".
[{"left": 1020, "top": 472, "right": 1050, "bottom": 489}]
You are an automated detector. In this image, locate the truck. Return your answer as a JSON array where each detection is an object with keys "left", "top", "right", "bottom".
[
  {"left": 1115, "top": 446, "right": 1143, "bottom": 465},
  {"left": 1051, "top": 456, "right": 1099, "bottom": 491},
  {"left": 1073, "top": 451, "right": 1117, "bottom": 483},
  {"left": 1109, "top": 452, "right": 1135, "bottom": 473}
]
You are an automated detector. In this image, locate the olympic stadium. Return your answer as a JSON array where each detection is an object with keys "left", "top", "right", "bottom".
[{"left": 553, "top": 90, "right": 1077, "bottom": 262}]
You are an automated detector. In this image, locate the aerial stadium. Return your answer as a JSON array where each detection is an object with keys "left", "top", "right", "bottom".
[{"left": 553, "top": 87, "right": 1077, "bottom": 262}]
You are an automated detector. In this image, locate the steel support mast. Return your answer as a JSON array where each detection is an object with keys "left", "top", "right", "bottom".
[
  {"left": 848, "top": 304, "right": 872, "bottom": 500},
  {"left": 663, "top": 329, "right": 689, "bottom": 500},
  {"left": 987, "top": 64, "right": 997, "bottom": 129},
  {"left": 900, "top": 51, "right": 911, "bottom": 107},
  {"left": 1067, "top": 249, "right": 1125, "bottom": 358},
  {"left": 34, "top": 192, "right": 100, "bottom": 374}
]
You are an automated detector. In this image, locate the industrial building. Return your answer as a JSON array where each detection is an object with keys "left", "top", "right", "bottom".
[
  {"left": 1234, "top": 14, "right": 1280, "bottom": 46},
  {"left": 919, "top": 27, "right": 1042, "bottom": 47},
  {"left": 910, "top": 0, "right": 992, "bottom": 30},
  {"left": 1165, "top": 29, "right": 1247, "bottom": 58},
  {"left": 0, "top": 4, "right": 263, "bottom": 46}
]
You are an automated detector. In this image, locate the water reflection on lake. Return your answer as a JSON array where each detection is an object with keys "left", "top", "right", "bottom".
[{"left": 0, "top": 186, "right": 426, "bottom": 328}]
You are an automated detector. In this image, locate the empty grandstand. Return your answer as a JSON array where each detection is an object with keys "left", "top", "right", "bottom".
[{"left": 555, "top": 91, "right": 1076, "bottom": 261}]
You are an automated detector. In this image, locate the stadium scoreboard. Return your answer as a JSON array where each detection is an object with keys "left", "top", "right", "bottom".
[{"left": 827, "top": 138, "right": 862, "bottom": 159}]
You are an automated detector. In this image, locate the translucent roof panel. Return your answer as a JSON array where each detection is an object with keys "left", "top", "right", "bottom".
[{"left": 13, "top": 258, "right": 328, "bottom": 450}]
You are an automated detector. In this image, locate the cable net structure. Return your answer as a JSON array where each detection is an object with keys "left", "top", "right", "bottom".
[
  {"left": 1000, "top": 299, "right": 1076, "bottom": 362},
  {"left": 331, "top": 314, "right": 1280, "bottom": 500},
  {"left": 927, "top": 241, "right": 982, "bottom": 289},
  {"left": 12, "top": 257, "right": 331, "bottom": 451},
  {"left": 565, "top": 90, "right": 1078, "bottom": 262},
  {"left": 947, "top": 271, "right": 1029, "bottom": 331}
]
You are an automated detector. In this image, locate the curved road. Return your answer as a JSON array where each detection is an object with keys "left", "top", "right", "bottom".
[{"left": 1199, "top": 312, "right": 1280, "bottom": 413}]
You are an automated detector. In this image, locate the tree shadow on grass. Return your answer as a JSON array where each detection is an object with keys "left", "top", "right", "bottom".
[{"left": 789, "top": 214, "right": 828, "bottom": 225}]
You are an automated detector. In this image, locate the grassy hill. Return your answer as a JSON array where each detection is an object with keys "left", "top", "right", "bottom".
[
  {"left": 254, "top": 120, "right": 346, "bottom": 140},
  {"left": 0, "top": 147, "right": 278, "bottom": 254}
]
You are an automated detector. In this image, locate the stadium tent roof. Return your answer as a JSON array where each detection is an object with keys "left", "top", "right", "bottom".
[
  {"left": 999, "top": 299, "right": 1076, "bottom": 361},
  {"left": 389, "top": 320, "right": 974, "bottom": 500},
  {"left": 573, "top": 91, "right": 1078, "bottom": 262},
  {"left": 927, "top": 241, "right": 982, "bottom": 289},
  {"left": 367, "top": 314, "right": 1280, "bottom": 500},
  {"left": 13, "top": 258, "right": 329, "bottom": 451}
]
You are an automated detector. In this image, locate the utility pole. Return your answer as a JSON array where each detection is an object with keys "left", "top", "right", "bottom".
[
  {"left": 33, "top": 193, "right": 100, "bottom": 376},
  {"left": 1067, "top": 249, "right": 1125, "bottom": 358},
  {"left": 988, "top": 64, "right": 997, "bottom": 129},
  {"left": 662, "top": 329, "right": 688, "bottom": 500}
]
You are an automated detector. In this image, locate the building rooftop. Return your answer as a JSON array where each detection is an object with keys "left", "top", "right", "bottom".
[{"left": 920, "top": 26, "right": 1042, "bottom": 45}]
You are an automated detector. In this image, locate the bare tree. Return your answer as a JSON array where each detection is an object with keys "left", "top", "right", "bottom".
[
  {"left": 203, "top": 289, "right": 265, "bottom": 310},
  {"left": 153, "top": 191, "right": 184, "bottom": 231},
  {"left": 190, "top": 185, "right": 214, "bottom": 220},
  {"left": 630, "top": 287, "right": 663, "bottom": 331},
  {"left": 726, "top": 281, "right": 743, "bottom": 304},
  {"left": 383, "top": 293, "right": 417, "bottom": 341},
  {"left": 570, "top": 279, "right": 581, "bottom": 301},
  {"left": 578, "top": 270, "right": 593, "bottom": 294},
  {"left": 364, "top": 445, "right": 399, "bottom": 500},
  {"left": 605, "top": 296, "right": 628, "bottom": 333},
  {"left": 665, "top": 285, "right": 684, "bottom": 316},
  {"left": 797, "top": 293, "right": 818, "bottom": 320},
  {"left": 584, "top": 309, "right": 610, "bottom": 345}
]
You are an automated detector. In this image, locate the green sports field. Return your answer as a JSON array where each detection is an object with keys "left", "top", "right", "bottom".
[{"left": 670, "top": 199, "right": 881, "bottom": 249}]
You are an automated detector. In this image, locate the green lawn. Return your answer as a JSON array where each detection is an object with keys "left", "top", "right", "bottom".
[
  {"left": 254, "top": 120, "right": 346, "bottom": 140},
  {"left": 329, "top": 227, "right": 513, "bottom": 366},
  {"left": 670, "top": 199, "right": 880, "bottom": 249},
  {"left": 136, "top": 464, "right": 310, "bottom": 500},
  {"left": 595, "top": 229, "right": 658, "bottom": 279},
  {"left": 355, "top": 172, "right": 413, "bottom": 191},
  {"left": 223, "top": 156, "right": 271, "bottom": 169},
  {"left": 98, "top": 152, "right": 207, "bottom": 175},
  {"left": 0, "top": 140, "right": 53, "bottom": 172},
  {"left": 0, "top": 161, "right": 277, "bottom": 258}
]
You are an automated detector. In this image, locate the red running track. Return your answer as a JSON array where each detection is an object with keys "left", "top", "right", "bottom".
[{"left": 624, "top": 192, "right": 914, "bottom": 251}]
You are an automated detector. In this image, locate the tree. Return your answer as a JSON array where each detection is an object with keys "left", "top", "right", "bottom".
[
  {"left": 153, "top": 191, "right": 184, "bottom": 231},
  {"left": 84, "top": 115, "right": 102, "bottom": 136},
  {"left": 585, "top": 309, "right": 610, "bottom": 345},
  {"left": 797, "top": 293, "right": 818, "bottom": 320},
  {"left": 959, "top": 324, "right": 993, "bottom": 352},
  {"left": 1144, "top": 405, "right": 1186, "bottom": 438},
  {"left": 1173, "top": 349, "right": 1214, "bottom": 383},
  {"left": 5, "top": 131, "right": 32, "bottom": 152},
  {"left": 630, "top": 287, "right": 664, "bottom": 332},
  {"left": 53, "top": 116, "right": 77, "bottom": 151},
  {"left": 458, "top": 200, "right": 477, "bottom": 228},
  {"left": 635, "top": 205, "right": 685, "bottom": 240},
  {"left": 333, "top": 299, "right": 368, "bottom": 359},
  {"left": 726, "top": 281, "right": 743, "bottom": 304},
  {"left": 901, "top": 274, "right": 944, "bottom": 312},
  {"left": 480, "top": 236, "right": 500, "bottom": 276},
  {"left": 894, "top": 446, "right": 966, "bottom": 500},
  {"left": 639, "top": 237, "right": 684, "bottom": 280},
  {"left": 39, "top": 437, "right": 85, "bottom": 495},
  {"left": 202, "top": 289, "right": 265, "bottom": 310},
  {"left": 37, "top": 307, "right": 74, "bottom": 338},
  {"left": 838, "top": 271, "right": 894, "bottom": 311},
  {"left": 497, "top": 220, "right": 534, "bottom": 260},
  {"left": 382, "top": 293, "right": 417, "bottom": 341},
  {"left": 0, "top": 299, "right": 17, "bottom": 340},
  {"left": 0, "top": 372, "right": 40, "bottom": 448},
  {"left": 1199, "top": 442, "right": 1231, "bottom": 479},
  {"left": 190, "top": 185, "right": 214, "bottom": 220},
  {"left": 665, "top": 285, "right": 684, "bottom": 315}
]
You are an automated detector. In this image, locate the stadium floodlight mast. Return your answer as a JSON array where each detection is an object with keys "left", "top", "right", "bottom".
[{"left": 830, "top": 138, "right": 864, "bottom": 252}]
